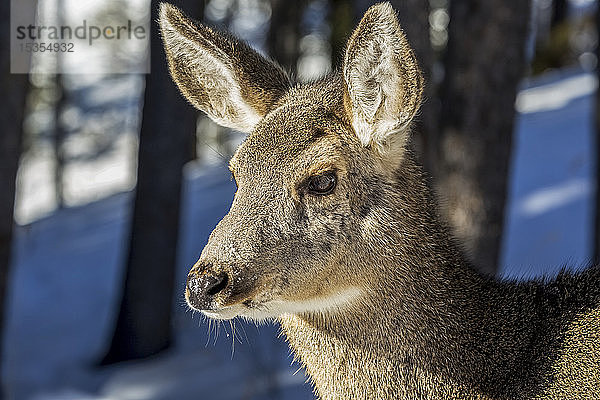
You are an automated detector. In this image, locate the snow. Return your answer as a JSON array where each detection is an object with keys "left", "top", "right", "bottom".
[
  {"left": 500, "top": 68, "right": 595, "bottom": 278},
  {"left": 5, "top": 166, "right": 314, "bottom": 400},
  {"left": 4, "top": 68, "right": 596, "bottom": 399},
  {"left": 517, "top": 177, "right": 590, "bottom": 217},
  {"left": 514, "top": 73, "right": 597, "bottom": 113},
  {"left": 14, "top": 74, "right": 143, "bottom": 225}
]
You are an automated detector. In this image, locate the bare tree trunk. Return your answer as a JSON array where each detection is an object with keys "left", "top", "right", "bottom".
[
  {"left": 551, "top": 0, "right": 568, "bottom": 29},
  {"left": 436, "top": 0, "right": 532, "bottom": 275},
  {"left": 0, "top": 0, "right": 28, "bottom": 390},
  {"left": 330, "top": 0, "right": 354, "bottom": 69},
  {"left": 268, "top": 0, "right": 305, "bottom": 76},
  {"left": 101, "top": 0, "right": 199, "bottom": 363},
  {"left": 52, "top": 0, "right": 67, "bottom": 208},
  {"left": 52, "top": 76, "right": 67, "bottom": 208}
]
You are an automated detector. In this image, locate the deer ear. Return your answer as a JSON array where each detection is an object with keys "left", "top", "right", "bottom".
[
  {"left": 159, "top": 3, "right": 291, "bottom": 133},
  {"left": 343, "top": 2, "right": 423, "bottom": 152}
]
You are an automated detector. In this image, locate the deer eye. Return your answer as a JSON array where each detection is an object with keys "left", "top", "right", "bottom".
[{"left": 307, "top": 172, "right": 336, "bottom": 195}]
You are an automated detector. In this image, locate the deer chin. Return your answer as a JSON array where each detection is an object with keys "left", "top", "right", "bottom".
[
  {"left": 200, "top": 305, "right": 246, "bottom": 320},
  {"left": 198, "top": 301, "right": 282, "bottom": 321},
  {"left": 262, "top": 286, "right": 364, "bottom": 317},
  {"left": 193, "top": 292, "right": 282, "bottom": 321},
  {"left": 200, "top": 286, "right": 364, "bottom": 322}
]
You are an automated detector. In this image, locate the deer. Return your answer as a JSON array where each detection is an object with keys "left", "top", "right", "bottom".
[{"left": 159, "top": 2, "right": 600, "bottom": 399}]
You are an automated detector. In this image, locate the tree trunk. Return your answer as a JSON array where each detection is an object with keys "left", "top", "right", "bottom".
[
  {"left": 52, "top": 80, "right": 67, "bottom": 208},
  {"left": 53, "top": 0, "right": 67, "bottom": 208},
  {"left": 436, "top": 0, "right": 532, "bottom": 275},
  {"left": 268, "top": 0, "right": 306, "bottom": 75},
  {"left": 0, "top": 0, "right": 28, "bottom": 388},
  {"left": 551, "top": 0, "right": 568, "bottom": 29},
  {"left": 330, "top": 0, "right": 355, "bottom": 69},
  {"left": 101, "top": 0, "right": 199, "bottom": 364}
]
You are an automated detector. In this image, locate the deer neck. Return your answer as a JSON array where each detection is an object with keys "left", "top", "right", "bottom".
[
  {"left": 279, "top": 248, "right": 496, "bottom": 399},
  {"left": 278, "top": 177, "right": 540, "bottom": 399}
]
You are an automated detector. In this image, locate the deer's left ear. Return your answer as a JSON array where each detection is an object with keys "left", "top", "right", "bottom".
[
  {"left": 343, "top": 2, "right": 423, "bottom": 152},
  {"left": 159, "top": 3, "right": 290, "bottom": 133}
]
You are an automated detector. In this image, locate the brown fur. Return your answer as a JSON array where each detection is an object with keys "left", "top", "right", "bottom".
[{"left": 160, "top": 3, "right": 600, "bottom": 399}]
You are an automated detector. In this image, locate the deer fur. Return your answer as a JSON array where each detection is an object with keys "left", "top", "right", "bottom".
[{"left": 159, "top": 3, "right": 600, "bottom": 399}]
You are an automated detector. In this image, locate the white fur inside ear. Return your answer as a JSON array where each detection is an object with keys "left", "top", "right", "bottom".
[
  {"left": 345, "top": 34, "right": 406, "bottom": 146},
  {"left": 191, "top": 47, "right": 262, "bottom": 132},
  {"left": 160, "top": 7, "right": 261, "bottom": 132}
]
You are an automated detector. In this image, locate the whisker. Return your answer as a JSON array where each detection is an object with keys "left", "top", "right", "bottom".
[
  {"left": 214, "top": 320, "right": 220, "bottom": 345},
  {"left": 206, "top": 318, "right": 212, "bottom": 347},
  {"left": 238, "top": 321, "right": 249, "bottom": 345},
  {"left": 228, "top": 320, "right": 235, "bottom": 359},
  {"left": 200, "top": 139, "right": 228, "bottom": 161}
]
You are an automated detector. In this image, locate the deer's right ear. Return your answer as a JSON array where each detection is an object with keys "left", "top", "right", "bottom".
[{"left": 159, "top": 3, "right": 290, "bottom": 133}]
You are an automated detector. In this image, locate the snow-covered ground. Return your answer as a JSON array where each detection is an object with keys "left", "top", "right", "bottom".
[
  {"left": 3, "top": 68, "right": 596, "bottom": 399},
  {"left": 501, "top": 68, "right": 595, "bottom": 277}
]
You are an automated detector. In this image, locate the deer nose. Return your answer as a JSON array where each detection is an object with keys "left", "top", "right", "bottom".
[{"left": 186, "top": 265, "right": 229, "bottom": 310}]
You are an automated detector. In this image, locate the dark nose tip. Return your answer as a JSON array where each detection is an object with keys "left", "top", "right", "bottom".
[{"left": 186, "top": 266, "right": 229, "bottom": 310}]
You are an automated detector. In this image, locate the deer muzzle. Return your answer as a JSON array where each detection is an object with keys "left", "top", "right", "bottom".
[{"left": 185, "top": 262, "right": 230, "bottom": 311}]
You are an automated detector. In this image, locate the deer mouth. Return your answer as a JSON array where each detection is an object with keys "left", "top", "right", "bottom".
[
  {"left": 186, "top": 280, "right": 272, "bottom": 320},
  {"left": 186, "top": 262, "right": 271, "bottom": 317},
  {"left": 185, "top": 289, "right": 254, "bottom": 320},
  {"left": 198, "top": 297, "right": 277, "bottom": 321},
  {"left": 200, "top": 304, "right": 246, "bottom": 320}
]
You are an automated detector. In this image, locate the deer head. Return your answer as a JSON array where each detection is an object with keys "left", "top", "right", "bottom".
[{"left": 160, "top": 2, "right": 423, "bottom": 321}]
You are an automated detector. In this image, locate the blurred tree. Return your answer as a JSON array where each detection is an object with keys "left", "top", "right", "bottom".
[
  {"left": 268, "top": 0, "right": 306, "bottom": 75},
  {"left": 53, "top": 0, "right": 67, "bottom": 209},
  {"left": 331, "top": 0, "right": 354, "bottom": 68},
  {"left": 52, "top": 76, "right": 67, "bottom": 208},
  {"left": 551, "top": 0, "right": 568, "bottom": 29},
  {"left": 531, "top": 0, "right": 574, "bottom": 75},
  {"left": 0, "top": 0, "right": 29, "bottom": 388},
  {"left": 435, "top": 0, "right": 532, "bottom": 275},
  {"left": 101, "top": 0, "right": 201, "bottom": 363}
]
